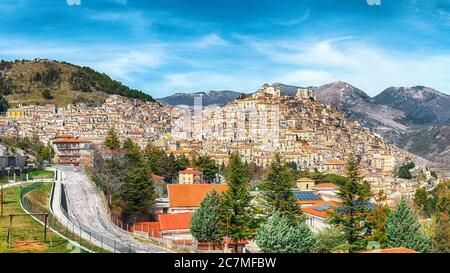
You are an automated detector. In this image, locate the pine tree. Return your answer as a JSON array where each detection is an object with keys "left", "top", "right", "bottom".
[
  {"left": 256, "top": 211, "right": 316, "bottom": 253},
  {"left": 158, "top": 153, "right": 178, "bottom": 183},
  {"left": 104, "top": 128, "right": 121, "bottom": 150},
  {"left": 432, "top": 211, "right": 450, "bottom": 253},
  {"left": 193, "top": 155, "right": 219, "bottom": 183},
  {"left": 119, "top": 139, "right": 156, "bottom": 222},
  {"left": 386, "top": 198, "right": 431, "bottom": 253},
  {"left": 120, "top": 160, "right": 156, "bottom": 222},
  {"left": 220, "top": 152, "right": 257, "bottom": 253},
  {"left": 368, "top": 190, "right": 390, "bottom": 248},
  {"left": 175, "top": 154, "right": 190, "bottom": 171},
  {"left": 143, "top": 143, "right": 165, "bottom": 174},
  {"left": 190, "top": 189, "right": 223, "bottom": 244},
  {"left": 330, "top": 155, "right": 372, "bottom": 253},
  {"left": 0, "top": 94, "right": 9, "bottom": 112},
  {"left": 260, "top": 153, "right": 302, "bottom": 223}
]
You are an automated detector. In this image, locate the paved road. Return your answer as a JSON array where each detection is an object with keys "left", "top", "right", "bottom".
[{"left": 52, "top": 165, "right": 170, "bottom": 253}]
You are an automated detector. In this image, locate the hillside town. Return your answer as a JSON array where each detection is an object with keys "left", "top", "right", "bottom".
[
  {"left": 168, "top": 84, "right": 436, "bottom": 204},
  {"left": 0, "top": 85, "right": 444, "bottom": 253}
]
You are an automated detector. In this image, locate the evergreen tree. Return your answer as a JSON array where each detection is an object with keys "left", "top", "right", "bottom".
[
  {"left": 193, "top": 155, "right": 219, "bottom": 183},
  {"left": 220, "top": 152, "right": 257, "bottom": 253},
  {"left": 386, "top": 198, "right": 431, "bottom": 253},
  {"left": 0, "top": 94, "right": 9, "bottom": 112},
  {"left": 143, "top": 143, "right": 165, "bottom": 173},
  {"left": 104, "top": 128, "right": 121, "bottom": 150},
  {"left": 175, "top": 154, "right": 190, "bottom": 171},
  {"left": 41, "top": 89, "right": 53, "bottom": 100},
  {"left": 256, "top": 211, "right": 316, "bottom": 253},
  {"left": 190, "top": 189, "right": 223, "bottom": 244},
  {"left": 120, "top": 160, "right": 156, "bottom": 222},
  {"left": 260, "top": 153, "right": 302, "bottom": 223},
  {"left": 119, "top": 138, "right": 156, "bottom": 222},
  {"left": 158, "top": 153, "right": 178, "bottom": 183},
  {"left": 368, "top": 190, "right": 389, "bottom": 248},
  {"left": 330, "top": 155, "right": 372, "bottom": 253},
  {"left": 432, "top": 211, "right": 450, "bottom": 253}
]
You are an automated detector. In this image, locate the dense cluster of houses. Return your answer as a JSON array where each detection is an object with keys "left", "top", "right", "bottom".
[
  {"left": 0, "top": 95, "right": 181, "bottom": 148},
  {"left": 166, "top": 84, "right": 435, "bottom": 204},
  {"left": 0, "top": 89, "right": 439, "bottom": 251}
]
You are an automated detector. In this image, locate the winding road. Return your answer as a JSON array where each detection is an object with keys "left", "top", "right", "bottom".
[{"left": 51, "top": 165, "right": 170, "bottom": 253}]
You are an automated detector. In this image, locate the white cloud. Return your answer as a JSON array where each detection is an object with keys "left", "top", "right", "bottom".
[
  {"left": 0, "top": 38, "right": 167, "bottom": 83},
  {"left": 242, "top": 35, "right": 450, "bottom": 95},
  {"left": 88, "top": 11, "right": 152, "bottom": 35},
  {"left": 187, "top": 34, "right": 229, "bottom": 49},
  {"left": 66, "top": 0, "right": 81, "bottom": 6},
  {"left": 94, "top": 48, "right": 167, "bottom": 82}
]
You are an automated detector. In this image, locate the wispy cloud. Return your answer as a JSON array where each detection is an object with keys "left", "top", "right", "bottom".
[
  {"left": 0, "top": 38, "right": 167, "bottom": 83},
  {"left": 240, "top": 35, "right": 450, "bottom": 94},
  {"left": 187, "top": 34, "right": 229, "bottom": 48}
]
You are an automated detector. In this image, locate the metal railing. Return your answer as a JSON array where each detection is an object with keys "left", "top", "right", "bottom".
[{"left": 58, "top": 183, "right": 137, "bottom": 253}]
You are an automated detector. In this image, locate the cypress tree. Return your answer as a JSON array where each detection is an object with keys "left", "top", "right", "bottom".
[
  {"left": 256, "top": 211, "right": 316, "bottom": 253},
  {"left": 330, "top": 155, "right": 372, "bottom": 253},
  {"left": 220, "top": 152, "right": 257, "bottom": 253},
  {"left": 190, "top": 189, "right": 223, "bottom": 244},
  {"left": 260, "top": 153, "right": 302, "bottom": 223},
  {"left": 386, "top": 198, "right": 431, "bottom": 253}
]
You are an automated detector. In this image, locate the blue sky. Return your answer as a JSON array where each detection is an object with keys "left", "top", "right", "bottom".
[{"left": 1, "top": 0, "right": 450, "bottom": 97}]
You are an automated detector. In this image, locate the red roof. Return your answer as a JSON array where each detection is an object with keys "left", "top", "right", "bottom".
[
  {"left": 168, "top": 184, "right": 228, "bottom": 207},
  {"left": 179, "top": 166, "right": 202, "bottom": 175},
  {"left": 54, "top": 138, "right": 87, "bottom": 143},
  {"left": 158, "top": 213, "right": 192, "bottom": 231},
  {"left": 363, "top": 248, "right": 418, "bottom": 253},
  {"left": 302, "top": 202, "right": 339, "bottom": 218}
]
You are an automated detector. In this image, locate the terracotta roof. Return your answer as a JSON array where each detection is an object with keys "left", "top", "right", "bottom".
[
  {"left": 158, "top": 213, "right": 192, "bottom": 231},
  {"left": 314, "top": 183, "right": 339, "bottom": 189},
  {"left": 302, "top": 202, "right": 338, "bottom": 218},
  {"left": 54, "top": 138, "right": 87, "bottom": 143},
  {"left": 55, "top": 134, "right": 74, "bottom": 138},
  {"left": 363, "top": 248, "right": 418, "bottom": 253},
  {"left": 168, "top": 184, "right": 228, "bottom": 207},
  {"left": 179, "top": 167, "right": 202, "bottom": 175},
  {"left": 324, "top": 158, "right": 346, "bottom": 165}
]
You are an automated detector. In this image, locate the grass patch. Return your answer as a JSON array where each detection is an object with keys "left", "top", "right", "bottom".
[
  {"left": 0, "top": 169, "right": 54, "bottom": 184},
  {"left": 0, "top": 183, "right": 74, "bottom": 253}
]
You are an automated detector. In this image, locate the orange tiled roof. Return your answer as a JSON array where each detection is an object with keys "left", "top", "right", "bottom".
[
  {"left": 158, "top": 213, "right": 192, "bottom": 231},
  {"left": 314, "top": 183, "right": 339, "bottom": 189},
  {"left": 168, "top": 184, "right": 228, "bottom": 207},
  {"left": 301, "top": 202, "right": 339, "bottom": 218},
  {"left": 179, "top": 167, "right": 202, "bottom": 175},
  {"left": 363, "top": 248, "right": 418, "bottom": 253},
  {"left": 54, "top": 138, "right": 87, "bottom": 143}
]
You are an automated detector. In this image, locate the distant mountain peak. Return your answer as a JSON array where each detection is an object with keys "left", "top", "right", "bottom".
[
  {"left": 375, "top": 86, "right": 450, "bottom": 125},
  {"left": 316, "top": 81, "right": 374, "bottom": 107}
]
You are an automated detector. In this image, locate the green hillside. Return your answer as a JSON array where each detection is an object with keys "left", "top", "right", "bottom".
[{"left": 0, "top": 59, "right": 154, "bottom": 108}]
